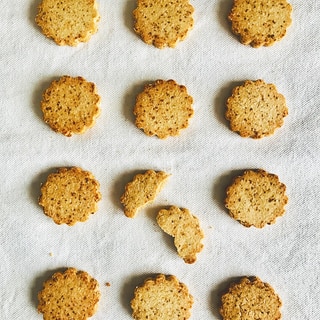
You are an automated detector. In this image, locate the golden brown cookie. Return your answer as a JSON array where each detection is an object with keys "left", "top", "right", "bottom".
[
  {"left": 134, "top": 80, "right": 194, "bottom": 139},
  {"left": 38, "top": 268, "right": 100, "bottom": 320},
  {"left": 220, "top": 276, "right": 282, "bottom": 320},
  {"left": 225, "top": 169, "right": 288, "bottom": 228},
  {"left": 133, "top": 0, "right": 194, "bottom": 48},
  {"left": 131, "top": 274, "right": 193, "bottom": 320},
  {"left": 35, "top": 0, "right": 100, "bottom": 46},
  {"left": 40, "top": 76, "right": 101, "bottom": 137},
  {"left": 120, "top": 170, "right": 169, "bottom": 218},
  {"left": 39, "top": 167, "right": 101, "bottom": 225},
  {"left": 228, "top": 0, "right": 292, "bottom": 47},
  {"left": 157, "top": 206, "right": 204, "bottom": 264},
  {"left": 226, "top": 80, "right": 288, "bottom": 139}
]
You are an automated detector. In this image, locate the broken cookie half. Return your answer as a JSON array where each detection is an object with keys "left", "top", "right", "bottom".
[
  {"left": 157, "top": 206, "right": 204, "bottom": 264},
  {"left": 120, "top": 170, "right": 169, "bottom": 218}
]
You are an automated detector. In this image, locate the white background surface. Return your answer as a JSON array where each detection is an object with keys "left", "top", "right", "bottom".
[{"left": 1, "top": 0, "right": 320, "bottom": 319}]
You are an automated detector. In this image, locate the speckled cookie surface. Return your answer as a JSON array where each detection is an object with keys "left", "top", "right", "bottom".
[
  {"left": 133, "top": 0, "right": 194, "bottom": 48},
  {"left": 134, "top": 80, "right": 194, "bottom": 139},
  {"left": 40, "top": 76, "right": 101, "bottom": 137},
  {"left": 157, "top": 206, "right": 204, "bottom": 264},
  {"left": 220, "top": 276, "right": 282, "bottom": 320},
  {"left": 38, "top": 268, "right": 100, "bottom": 320},
  {"left": 228, "top": 0, "right": 292, "bottom": 47},
  {"left": 120, "top": 170, "right": 169, "bottom": 218},
  {"left": 225, "top": 169, "right": 288, "bottom": 228},
  {"left": 226, "top": 80, "right": 288, "bottom": 139},
  {"left": 35, "top": 0, "right": 100, "bottom": 46},
  {"left": 39, "top": 167, "right": 101, "bottom": 225},
  {"left": 131, "top": 274, "right": 193, "bottom": 320}
]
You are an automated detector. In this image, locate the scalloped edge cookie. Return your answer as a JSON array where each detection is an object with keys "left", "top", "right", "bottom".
[
  {"left": 226, "top": 79, "right": 288, "bottom": 139},
  {"left": 38, "top": 268, "right": 100, "bottom": 320},
  {"left": 131, "top": 274, "right": 193, "bottom": 320},
  {"left": 133, "top": 0, "right": 194, "bottom": 48},
  {"left": 40, "top": 76, "right": 101, "bottom": 137},
  {"left": 35, "top": 0, "right": 100, "bottom": 46},
  {"left": 134, "top": 80, "right": 194, "bottom": 139},
  {"left": 220, "top": 276, "right": 282, "bottom": 320},
  {"left": 225, "top": 169, "right": 288, "bottom": 228},
  {"left": 228, "top": 0, "right": 292, "bottom": 47},
  {"left": 39, "top": 167, "right": 101, "bottom": 225}
]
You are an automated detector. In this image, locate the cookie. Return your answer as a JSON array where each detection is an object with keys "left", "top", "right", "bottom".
[
  {"left": 226, "top": 80, "right": 288, "bottom": 139},
  {"left": 220, "top": 276, "right": 282, "bottom": 320},
  {"left": 131, "top": 274, "right": 193, "bottom": 320},
  {"left": 157, "top": 206, "right": 204, "bottom": 264},
  {"left": 228, "top": 0, "right": 292, "bottom": 47},
  {"left": 38, "top": 268, "right": 100, "bottom": 320},
  {"left": 225, "top": 169, "right": 288, "bottom": 228},
  {"left": 39, "top": 167, "right": 101, "bottom": 225},
  {"left": 35, "top": 0, "right": 100, "bottom": 46},
  {"left": 134, "top": 80, "right": 194, "bottom": 139},
  {"left": 40, "top": 76, "right": 101, "bottom": 137},
  {"left": 133, "top": 0, "right": 194, "bottom": 48},
  {"left": 120, "top": 170, "right": 169, "bottom": 218}
]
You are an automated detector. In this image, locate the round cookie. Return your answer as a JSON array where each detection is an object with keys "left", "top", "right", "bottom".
[
  {"left": 133, "top": 0, "right": 194, "bottom": 48},
  {"left": 40, "top": 76, "right": 101, "bottom": 137},
  {"left": 220, "top": 276, "right": 282, "bottom": 320},
  {"left": 131, "top": 274, "right": 193, "bottom": 320},
  {"left": 39, "top": 167, "right": 101, "bottom": 225},
  {"left": 226, "top": 80, "right": 288, "bottom": 139},
  {"left": 157, "top": 206, "right": 204, "bottom": 264},
  {"left": 134, "top": 80, "right": 194, "bottom": 139},
  {"left": 35, "top": 0, "right": 100, "bottom": 46},
  {"left": 225, "top": 169, "right": 288, "bottom": 228},
  {"left": 38, "top": 268, "right": 100, "bottom": 320},
  {"left": 120, "top": 170, "right": 169, "bottom": 218},
  {"left": 228, "top": 0, "right": 292, "bottom": 47}
]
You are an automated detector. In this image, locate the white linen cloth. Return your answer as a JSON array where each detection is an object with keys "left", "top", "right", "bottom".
[{"left": 1, "top": 1, "right": 319, "bottom": 319}]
